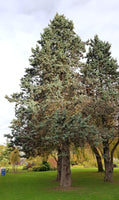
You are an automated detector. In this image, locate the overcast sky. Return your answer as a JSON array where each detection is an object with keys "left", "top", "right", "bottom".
[{"left": 0, "top": 0, "right": 119, "bottom": 145}]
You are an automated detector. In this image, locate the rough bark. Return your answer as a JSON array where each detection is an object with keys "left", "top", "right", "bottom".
[
  {"left": 103, "top": 140, "right": 119, "bottom": 182},
  {"left": 56, "top": 148, "right": 62, "bottom": 182},
  {"left": 104, "top": 158, "right": 113, "bottom": 182},
  {"left": 60, "top": 142, "right": 72, "bottom": 187},
  {"left": 91, "top": 145, "right": 103, "bottom": 172},
  {"left": 103, "top": 141, "right": 113, "bottom": 182}
]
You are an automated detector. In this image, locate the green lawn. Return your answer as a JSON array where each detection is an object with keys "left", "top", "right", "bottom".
[{"left": 0, "top": 168, "right": 119, "bottom": 200}]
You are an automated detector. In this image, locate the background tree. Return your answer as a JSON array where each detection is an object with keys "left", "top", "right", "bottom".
[
  {"left": 90, "top": 144, "right": 104, "bottom": 172},
  {"left": 10, "top": 148, "right": 20, "bottom": 172},
  {"left": 81, "top": 35, "right": 119, "bottom": 182},
  {"left": 0, "top": 145, "right": 12, "bottom": 166}
]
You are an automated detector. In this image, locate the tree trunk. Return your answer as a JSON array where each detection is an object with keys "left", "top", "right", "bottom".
[
  {"left": 104, "top": 159, "right": 113, "bottom": 182},
  {"left": 56, "top": 148, "right": 62, "bottom": 182},
  {"left": 103, "top": 140, "right": 119, "bottom": 182},
  {"left": 103, "top": 141, "right": 113, "bottom": 182},
  {"left": 60, "top": 142, "right": 72, "bottom": 187},
  {"left": 91, "top": 145, "right": 103, "bottom": 172}
]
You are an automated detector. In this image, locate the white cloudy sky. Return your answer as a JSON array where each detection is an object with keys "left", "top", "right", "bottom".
[{"left": 0, "top": 0, "right": 119, "bottom": 145}]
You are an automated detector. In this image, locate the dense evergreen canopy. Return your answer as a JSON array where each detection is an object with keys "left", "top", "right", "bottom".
[{"left": 6, "top": 14, "right": 90, "bottom": 187}]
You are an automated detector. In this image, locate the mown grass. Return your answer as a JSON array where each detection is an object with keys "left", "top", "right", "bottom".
[{"left": 0, "top": 168, "right": 119, "bottom": 200}]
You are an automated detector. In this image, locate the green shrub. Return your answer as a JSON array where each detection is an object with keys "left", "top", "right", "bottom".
[
  {"left": 32, "top": 166, "right": 41, "bottom": 171},
  {"left": 42, "top": 161, "right": 51, "bottom": 170},
  {"left": 32, "top": 162, "right": 51, "bottom": 172},
  {"left": 39, "top": 165, "right": 48, "bottom": 171},
  {"left": 28, "top": 167, "right": 33, "bottom": 172}
]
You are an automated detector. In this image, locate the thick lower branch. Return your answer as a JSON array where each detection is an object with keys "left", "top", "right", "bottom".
[{"left": 111, "top": 140, "right": 119, "bottom": 163}]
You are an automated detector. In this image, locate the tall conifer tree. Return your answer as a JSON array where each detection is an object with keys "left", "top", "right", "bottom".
[
  {"left": 6, "top": 14, "right": 86, "bottom": 187},
  {"left": 81, "top": 35, "right": 119, "bottom": 182}
]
